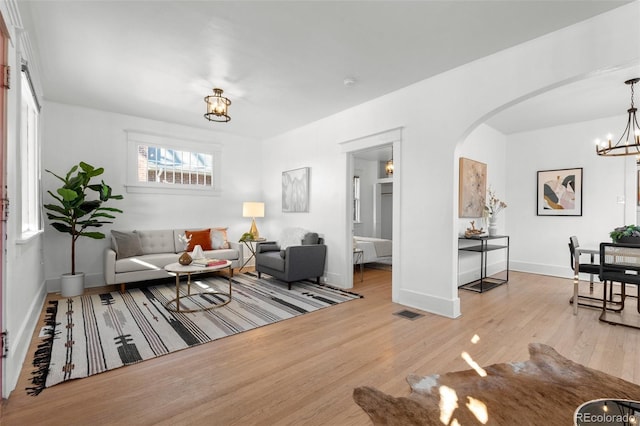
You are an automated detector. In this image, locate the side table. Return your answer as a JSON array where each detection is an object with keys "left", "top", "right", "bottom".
[
  {"left": 240, "top": 237, "right": 266, "bottom": 271},
  {"left": 353, "top": 248, "right": 364, "bottom": 282}
]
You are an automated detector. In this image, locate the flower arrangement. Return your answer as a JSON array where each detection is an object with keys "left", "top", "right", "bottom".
[
  {"left": 484, "top": 187, "right": 507, "bottom": 218},
  {"left": 610, "top": 225, "right": 640, "bottom": 243}
]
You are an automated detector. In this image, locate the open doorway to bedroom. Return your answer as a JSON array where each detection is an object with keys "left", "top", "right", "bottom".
[
  {"left": 350, "top": 144, "right": 394, "bottom": 286},
  {"left": 342, "top": 127, "right": 401, "bottom": 300}
]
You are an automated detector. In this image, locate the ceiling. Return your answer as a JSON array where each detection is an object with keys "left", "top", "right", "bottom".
[{"left": 19, "top": 1, "right": 637, "bottom": 141}]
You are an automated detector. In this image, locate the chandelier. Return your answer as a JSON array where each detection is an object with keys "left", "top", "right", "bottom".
[
  {"left": 204, "top": 88, "right": 231, "bottom": 122},
  {"left": 595, "top": 78, "right": 640, "bottom": 156}
]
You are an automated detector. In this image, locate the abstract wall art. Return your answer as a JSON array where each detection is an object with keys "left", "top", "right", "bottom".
[
  {"left": 536, "top": 167, "right": 582, "bottom": 216},
  {"left": 282, "top": 167, "right": 310, "bottom": 212},
  {"left": 458, "top": 157, "right": 487, "bottom": 218}
]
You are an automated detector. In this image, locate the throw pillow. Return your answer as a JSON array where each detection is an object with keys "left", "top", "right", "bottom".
[
  {"left": 302, "top": 232, "right": 319, "bottom": 245},
  {"left": 111, "top": 230, "right": 144, "bottom": 259},
  {"left": 278, "top": 227, "right": 309, "bottom": 250},
  {"left": 185, "top": 229, "right": 213, "bottom": 251},
  {"left": 211, "top": 227, "right": 230, "bottom": 249}
]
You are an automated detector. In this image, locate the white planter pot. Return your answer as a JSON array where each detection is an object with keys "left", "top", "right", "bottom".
[{"left": 61, "top": 272, "right": 85, "bottom": 297}]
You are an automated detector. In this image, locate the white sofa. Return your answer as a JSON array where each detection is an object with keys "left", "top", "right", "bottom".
[{"left": 104, "top": 228, "right": 243, "bottom": 293}]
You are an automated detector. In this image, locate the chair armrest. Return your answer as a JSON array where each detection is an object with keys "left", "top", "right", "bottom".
[
  {"left": 257, "top": 241, "right": 280, "bottom": 253},
  {"left": 284, "top": 244, "right": 327, "bottom": 279}
]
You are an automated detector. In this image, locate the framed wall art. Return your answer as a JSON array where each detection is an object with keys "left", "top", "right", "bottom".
[
  {"left": 458, "top": 157, "right": 487, "bottom": 218},
  {"left": 536, "top": 167, "right": 582, "bottom": 216},
  {"left": 282, "top": 167, "right": 310, "bottom": 212}
]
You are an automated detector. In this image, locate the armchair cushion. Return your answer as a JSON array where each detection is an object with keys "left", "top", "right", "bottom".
[{"left": 259, "top": 251, "right": 286, "bottom": 272}]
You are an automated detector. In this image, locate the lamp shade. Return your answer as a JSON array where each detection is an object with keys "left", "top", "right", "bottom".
[{"left": 242, "top": 202, "right": 265, "bottom": 218}]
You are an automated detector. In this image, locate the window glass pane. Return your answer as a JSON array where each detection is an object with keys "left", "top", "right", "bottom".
[
  {"left": 137, "top": 144, "right": 214, "bottom": 187},
  {"left": 21, "top": 71, "right": 40, "bottom": 234}
]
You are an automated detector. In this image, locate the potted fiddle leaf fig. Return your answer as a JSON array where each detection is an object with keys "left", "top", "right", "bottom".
[{"left": 44, "top": 161, "right": 123, "bottom": 296}]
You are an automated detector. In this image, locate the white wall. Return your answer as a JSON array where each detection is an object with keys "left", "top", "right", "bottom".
[
  {"left": 41, "top": 102, "right": 262, "bottom": 291},
  {"left": 456, "top": 124, "right": 508, "bottom": 286},
  {"left": 506, "top": 115, "right": 635, "bottom": 279},
  {"left": 259, "top": 2, "right": 639, "bottom": 318}
]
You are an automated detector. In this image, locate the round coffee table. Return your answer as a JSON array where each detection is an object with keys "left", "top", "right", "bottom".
[{"left": 164, "top": 261, "right": 232, "bottom": 313}]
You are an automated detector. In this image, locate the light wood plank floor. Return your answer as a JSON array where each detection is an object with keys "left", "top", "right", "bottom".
[{"left": 2, "top": 269, "right": 640, "bottom": 425}]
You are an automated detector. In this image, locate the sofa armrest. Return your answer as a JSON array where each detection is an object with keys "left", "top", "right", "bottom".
[
  {"left": 228, "top": 241, "right": 243, "bottom": 264},
  {"left": 104, "top": 248, "right": 117, "bottom": 285}
]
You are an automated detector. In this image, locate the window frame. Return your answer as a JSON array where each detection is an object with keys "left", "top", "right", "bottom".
[
  {"left": 353, "top": 175, "right": 361, "bottom": 223},
  {"left": 125, "top": 130, "right": 222, "bottom": 196},
  {"left": 19, "top": 66, "right": 42, "bottom": 240}
]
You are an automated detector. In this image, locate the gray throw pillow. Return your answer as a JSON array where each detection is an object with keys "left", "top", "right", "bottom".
[
  {"left": 302, "top": 232, "right": 319, "bottom": 245},
  {"left": 112, "top": 230, "right": 144, "bottom": 259}
]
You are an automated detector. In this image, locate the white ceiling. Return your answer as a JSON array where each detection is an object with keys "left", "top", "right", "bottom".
[{"left": 19, "top": 1, "right": 636, "bottom": 141}]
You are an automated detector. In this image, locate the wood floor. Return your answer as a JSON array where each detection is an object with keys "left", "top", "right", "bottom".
[{"left": 2, "top": 268, "right": 640, "bottom": 425}]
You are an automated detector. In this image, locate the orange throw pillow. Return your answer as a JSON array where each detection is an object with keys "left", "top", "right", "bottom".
[{"left": 185, "top": 229, "right": 213, "bottom": 251}]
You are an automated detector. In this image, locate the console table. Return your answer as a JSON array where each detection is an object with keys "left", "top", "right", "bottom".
[{"left": 458, "top": 235, "right": 509, "bottom": 292}]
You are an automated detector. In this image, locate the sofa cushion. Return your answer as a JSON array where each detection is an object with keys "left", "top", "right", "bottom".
[
  {"left": 212, "top": 227, "right": 230, "bottom": 249},
  {"left": 111, "top": 230, "right": 144, "bottom": 259},
  {"left": 137, "top": 230, "right": 177, "bottom": 254},
  {"left": 259, "top": 251, "right": 285, "bottom": 272},
  {"left": 115, "top": 253, "right": 180, "bottom": 273},
  {"left": 202, "top": 248, "right": 239, "bottom": 261},
  {"left": 186, "top": 228, "right": 213, "bottom": 251}
]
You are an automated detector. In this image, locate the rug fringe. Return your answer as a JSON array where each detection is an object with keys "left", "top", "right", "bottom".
[{"left": 26, "top": 300, "right": 59, "bottom": 396}]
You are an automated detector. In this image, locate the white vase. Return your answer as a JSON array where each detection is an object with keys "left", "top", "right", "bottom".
[
  {"left": 488, "top": 216, "right": 498, "bottom": 236},
  {"left": 61, "top": 272, "right": 85, "bottom": 297}
]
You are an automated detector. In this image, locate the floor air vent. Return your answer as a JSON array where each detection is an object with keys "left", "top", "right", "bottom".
[{"left": 393, "top": 310, "right": 424, "bottom": 320}]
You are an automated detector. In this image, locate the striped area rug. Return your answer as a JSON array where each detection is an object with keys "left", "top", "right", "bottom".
[{"left": 28, "top": 272, "right": 361, "bottom": 395}]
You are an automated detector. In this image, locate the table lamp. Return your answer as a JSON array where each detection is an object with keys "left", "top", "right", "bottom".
[{"left": 242, "top": 202, "right": 265, "bottom": 239}]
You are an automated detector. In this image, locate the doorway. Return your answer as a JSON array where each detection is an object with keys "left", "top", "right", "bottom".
[{"left": 341, "top": 128, "right": 401, "bottom": 300}]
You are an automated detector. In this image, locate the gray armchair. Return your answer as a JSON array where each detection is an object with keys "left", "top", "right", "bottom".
[{"left": 255, "top": 232, "right": 327, "bottom": 289}]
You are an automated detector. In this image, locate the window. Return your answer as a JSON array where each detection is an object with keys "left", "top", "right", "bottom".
[
  {"left": 353, "top": 175, "right": 361, "bottom": 222},
  {"left": 126, "top": 131, "right": 221, "bottom": 195},
  {"left": 20, "top": 67, "right": 41, "bottom": 236},
  {"left": 137, "top": 146, "right": 213, "bottom": 186}
]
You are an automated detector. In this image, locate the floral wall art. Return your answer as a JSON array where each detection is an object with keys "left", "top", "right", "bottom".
[
  {"left": 536, "top": 167, "right": 582, "bottom": 216},
  {"left": 458, "top": 157, "right": 487, "bottom": 218}
]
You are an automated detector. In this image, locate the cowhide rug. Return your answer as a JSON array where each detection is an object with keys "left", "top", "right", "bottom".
[{"left": 353, "top": 343, "right": 640, "bottom": 425}]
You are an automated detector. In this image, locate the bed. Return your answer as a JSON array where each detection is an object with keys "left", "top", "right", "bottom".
[{"left": 353, "top": 236, "right": 392, "bottom": 264}]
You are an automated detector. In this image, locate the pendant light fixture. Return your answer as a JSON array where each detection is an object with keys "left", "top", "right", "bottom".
[
  {"left": 595, "top": 78, "right": 640, "bottom": 156},
  {"left": 204, "top": 88, "right": 231, "bottom": 122}
]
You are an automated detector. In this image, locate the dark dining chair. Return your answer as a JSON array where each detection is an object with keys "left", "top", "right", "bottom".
[
  {"left": 598, "top": 242, "right": 640, "bottom": 329},
  {"left": 568, "top": 236, "right": 601, "bottom": 314}
]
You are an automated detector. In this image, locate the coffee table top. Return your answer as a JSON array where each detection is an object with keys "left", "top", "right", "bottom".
[{"left": 164, "top": 261, "right": 231, "bottom": 273}]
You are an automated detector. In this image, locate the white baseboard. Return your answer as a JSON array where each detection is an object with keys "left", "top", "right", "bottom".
[{"left": 397, "top": 288, "right": 461, "bottom": 319}]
